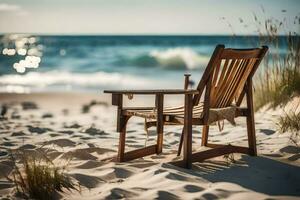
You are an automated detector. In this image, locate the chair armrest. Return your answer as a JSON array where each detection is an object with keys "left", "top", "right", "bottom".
[
  {"left": 104, "top": 89, "right": 198, "bottom": 108},
  {"left": 103, "top": 89, "right": 199, "bottom": 95}
]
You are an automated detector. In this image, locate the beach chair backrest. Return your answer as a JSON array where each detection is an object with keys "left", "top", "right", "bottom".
[{"left": 193, "top": 45, "right": 268, "bottom": 108}]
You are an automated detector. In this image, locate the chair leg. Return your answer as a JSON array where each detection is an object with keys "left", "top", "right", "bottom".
[
  {"left": 183, "top": 93, "right": 193, "bottom": 168},
  {"left": 156, "top": 94, "right": 164, "bottom": 154},
  {"left": 117, "top": 115, "right": 163, "bottom": 162},
  {"left": 177, "top": 129, "right": 184, "bottom": 156},
  {"left": 246, "top": 80, "right": 257, "bottom": 156},
  {"left": 117, "top": 116, "right": 129, "bottom": 162},
  {"left": 179, "top": 124, "right": 209, "bottom": 156},
  {"left": 118, "top": 129, "right": 126, "bottom": 162},
  {"left": 246, "top": 114, "right": 257, "bottom": 156},
  {"left": 201, "top": 125, "right": 209, "bottom": 146},
  {"left": 156, "top": 121, "right": 164, "bottom": 154}
]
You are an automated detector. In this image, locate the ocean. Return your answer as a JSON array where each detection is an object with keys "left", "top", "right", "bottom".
[{"left": 0, "top": 35, "right": 289, "bottom": 93}]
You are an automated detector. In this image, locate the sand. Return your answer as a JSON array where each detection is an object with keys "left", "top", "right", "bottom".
[{"left": 0, "top": 92, "right": 299, "bottom": 199}]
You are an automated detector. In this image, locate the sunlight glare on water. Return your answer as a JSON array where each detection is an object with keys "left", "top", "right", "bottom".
[{"left": 1, "top": 34, "right": 43, "bottom": 73}]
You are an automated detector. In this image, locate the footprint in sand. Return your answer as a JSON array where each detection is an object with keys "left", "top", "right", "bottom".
[
  {"left": 21, "top": 101, "right": 38, "bottom": 110},
  {"left": 157, "top": 191, "right": 180, "bottom": 200},
  {"left": 44, "top": 138, "right": 76, "bottom": 147},
  {"left": 260, "top": 129, "right": 276, "bottom": 135},
  {"left": 1, "top": 142, "right": 15, "bottom": 147},
  {"left": 27, "top": 125, "right": 52, "bottom": 134},
  {"left": 0, "top": 151, "right": 8, "bottom": 157},
  {"left": 103, "top": 167, "right": 134, "bottom": 180},
  {"left": 59, "top": 130, "right": 74, "bottom": 135},
  {"left": 42, "top": 113, "right": 53, "bottom": 118},
  {"left": 184, "top": 184, "right": 204, "bottom": 193},
  {"left": 106, "top": 188, "right": 137, "bottom": 199},
  {"left": 11, "top": 111, "right": 20, "bottom": 119},
  {"left": 18, "top": 144, "right": 36, "bottom": 150},
  {"left": 11, "top": 131, "right": 26, "bottom": 137},
  {"left": 202, "top": 193, "right": 219, "bottom": 200},
  {"left": 64, "top": 123, "right": 81, "bottom": 129},
  {"left": 84, "top": 127, "right": 108, "bottom": 136}
]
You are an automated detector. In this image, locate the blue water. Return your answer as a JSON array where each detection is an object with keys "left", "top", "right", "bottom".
[{"left": 0, "top": 35, "right": 290, "bottom": 93}]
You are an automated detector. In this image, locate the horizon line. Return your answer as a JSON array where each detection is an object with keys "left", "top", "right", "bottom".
[{"left": 0, "top": 33, "right": 294, "bottom": 37}]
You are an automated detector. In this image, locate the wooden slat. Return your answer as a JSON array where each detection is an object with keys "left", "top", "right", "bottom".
[
  {"left": 213, "top": 59, "right": 237, "bottom": 106},
  {"left": 124, "top": 104, "right": 204, "bottom": 118},
  {"left": 191, "top": 145, "right": 251, "bottom": 162},
  {"left": 220, "top": 49, "right": 262, "bottom": 59},
  {"left": 211, "top": 59, "right": 230, "bottom": 106},
  {"left": 206, "top": 143, "right": 250, "bottom": 153},
  {"left": 215, "top": 59, "right": 242, "bottom": 107},
  {"left": 104, "top": 89, "right": 199, "bottom": 95},
  {"left": 231, "top": 58, "right": 257, "bottom": 104},
  {"left": 248, "top": 46, "right": 269, "bottom": 78},
  {"left": 123, "top": 145, "right": 157, "bottom": 161},
  {"left": 216, "top": 58, "right": 230, "bottom": 87},
  {"left": 202, "top": 61, "right": 214, "bottom": 125},
  {"left": 235, "top": 46, "right": 268, "bottom": 106},
  {"left": 210, "top": 59, "right": 222, "bottom": 106},
  {"left": 218, "top": 59, "right": 249, "bottom": 107},
  {"left": 193, "top": 45, "right": 225, "bottom": 105},
  {"left": 123, "top": 107, "right": 155, "bottom": 110},
  {"left": 170, "top": 145, "right": 251, "bottom": 167}
]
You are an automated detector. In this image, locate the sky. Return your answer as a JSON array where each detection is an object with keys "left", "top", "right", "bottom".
[{"left": 0, "top": 0, "right": 299, "bottom": 35}]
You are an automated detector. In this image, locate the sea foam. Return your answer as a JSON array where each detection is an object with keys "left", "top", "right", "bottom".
[
  {"left": 149, "top": 48, "right": 209, "bottom": 69},
  {"left": 115, "top": 48, "right": 209, "bottom": 69},
  {"left": 0, "top": 71, "right": 154, "bottom": 93}
]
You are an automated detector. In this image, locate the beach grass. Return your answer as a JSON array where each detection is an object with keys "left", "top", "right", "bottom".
[
  {"left": 7, "top": 150, "right": 78, "bottom": 199},
  {"left": 227, "top": 9, "right": 300, "bottom": 110},
  {"left": 251, "top": 11, "right": 300, "bottom": 110},
  {"left": 279, "top": 107, "right": 300, "bottom": 145}
]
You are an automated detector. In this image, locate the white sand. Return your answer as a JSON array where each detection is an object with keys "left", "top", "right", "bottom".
[{"left": 0, "top": 92, "right": 299, "bottom": 199}]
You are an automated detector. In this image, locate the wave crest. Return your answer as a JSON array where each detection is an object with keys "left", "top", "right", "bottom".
[
  {"left": 115, "top": 48, "right": 209, "bottom": 69},
  {"left": 150, "top": 48, "right": 208, "bottom": 69}
]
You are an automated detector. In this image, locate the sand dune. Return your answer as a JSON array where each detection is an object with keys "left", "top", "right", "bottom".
[{"left": 0, "top": 92, "right": 299, "bottom": 199}]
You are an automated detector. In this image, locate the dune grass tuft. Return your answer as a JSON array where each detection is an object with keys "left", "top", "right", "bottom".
[
  {"left": 252, "top": 12, "right": 300, "bottom": 110},
  {"left": 279, "top": 108, "right": 300, "bottom": 145},
  {"left": 7, "top": 150, "right": 78, "bottom": 199},
  {"left": 224, "top": 8, "right": 300, "bottom": 110}
]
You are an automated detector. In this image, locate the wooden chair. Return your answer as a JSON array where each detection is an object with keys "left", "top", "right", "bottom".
[{"left": 104, "top": 44, "right": 268, "bottom": 168}]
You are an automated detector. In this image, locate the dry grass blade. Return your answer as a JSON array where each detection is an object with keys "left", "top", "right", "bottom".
[
  {"left": 7, "top": 150, "right": 79, "bottom": 199},
  {"left": 279, "top": 106, "right": 300, "bottom": 146},
  {"left": 230, "top": 11, "right": 300, "bottom": 110}
]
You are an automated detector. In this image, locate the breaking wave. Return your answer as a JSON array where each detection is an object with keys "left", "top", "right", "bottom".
[{"left": 116, "top": 48, "right": 209, "bottom": 70}]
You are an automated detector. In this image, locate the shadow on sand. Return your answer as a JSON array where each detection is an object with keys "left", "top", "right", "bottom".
[{"left": 165, "top": 155, "right": 300, "bottom": 197}]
